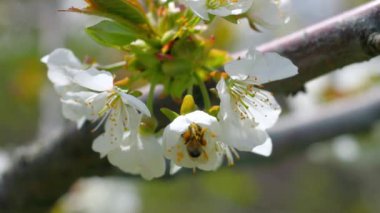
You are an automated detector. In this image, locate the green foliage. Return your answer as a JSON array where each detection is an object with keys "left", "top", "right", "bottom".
[
  {"left": 75, "top": 0, "right": 148, "bottom": 24},
  {"left": 68, "top": 0, "right": 231, "bottom": 117},
  {"left": 160, "top": 108, "right": 179, "bottom": 121},
  {"left": 86, "top": 20, "right": 140, "bottom": 47}
]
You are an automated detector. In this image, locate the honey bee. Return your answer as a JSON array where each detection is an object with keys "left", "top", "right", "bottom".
[{"left": 181, "top": 122, "right": 208, "bottom": 158}]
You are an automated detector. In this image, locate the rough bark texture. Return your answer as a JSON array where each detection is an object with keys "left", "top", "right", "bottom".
[
  {"left": 0, "top": 125, "right": 109, "bottom": 212},
  {"left": 1, "top": 1, "right": 380, "bottom": 212}
]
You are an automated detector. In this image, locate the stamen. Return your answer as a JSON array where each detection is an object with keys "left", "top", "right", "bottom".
[{"left": 92, "top": 110, "right": 111, "bottom": 132}]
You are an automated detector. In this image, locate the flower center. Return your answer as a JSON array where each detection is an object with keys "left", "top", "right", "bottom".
[
  {"left": 181, "top": 123, "right": 208, "bottom": 158},
  {"left": 228, "top": 80, "right": 259, "bottom": 120}
]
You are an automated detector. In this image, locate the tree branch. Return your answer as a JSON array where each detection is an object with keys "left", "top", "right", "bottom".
[
  {"left": 270, "top": 87, "right": 380, "bottom": 158},
  {"left": 259, "top": 0, "right": 380, "bottom": 94},
  {"left": 1, "top": 1, "right": 380, "bottom": 211}
]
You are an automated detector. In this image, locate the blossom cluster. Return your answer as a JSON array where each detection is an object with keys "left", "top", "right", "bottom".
[
  {"left": 42, "top": 48, "right": 297, "bottom": 179},
  {"left": 42, "top": 0, "right": 297, "bottom": 179}
]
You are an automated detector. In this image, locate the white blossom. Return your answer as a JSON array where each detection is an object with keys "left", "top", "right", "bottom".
[
  {"left": 216, "top": 48, "right": 298, "bottom": 155},
  {"left": 41, "top": 48, "right": 83, "bottom": 95},
  {"left": 42, "top": 49, "right": 150, "bottom": 132},
  {"left": 186, "top": 0, "right": 253, "bottom": 20},
  {"left": 163, "top": 111, "right": 225, "bottom": 172},
  {"left": 43, "top": 48, "right": 160, "bottom": 179},
  {"left": 247, "top": 0, "right": 289, "bottom": 26},
  {"left": 94, "top": 109, "right": 166, "bottom": 180},
  {"left": 72, "top": 69, "right": 150, "bottom": 146},
  {"left": 185, "top": 0, "right": 284, "bottom": 22}
]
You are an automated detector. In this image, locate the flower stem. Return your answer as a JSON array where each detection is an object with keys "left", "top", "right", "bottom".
[
  {"left": 196, "top": 75, "right": 211, "bottom": 110},
  {"left": 147, "top": 82, "right": 157, "bottom": 115},
  {"left": 187, "top": 86, "right": 193, "bottom": 95}
]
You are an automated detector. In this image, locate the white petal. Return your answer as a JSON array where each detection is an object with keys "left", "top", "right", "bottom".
[
  {"left": 186, "top": 0, "right": 209, "bottom": 20},
  {"left": 251, "top": 137, "right": 272, "bottom": 157},
  {"left": 163, "top": 115, "right": 190, "bottom": 148},
  {"left": 108, "top": 146, "right": 139, "bottom": 174},
  {"left": 120, "top": 93, "right": 151, "bottom": 117},
  {"left": 92, "top": 134, "right": 119, "bottom": 158},
  {"left": 108, "top": 134, "right": 166, "bottom": 180},
  {"left": 244, "top": 88, "right": 281, "bottom": 129},
  {"left": 76, "top": 117, "right": 87, "bottom": 129},
  {"left": 41, "top": 48, "right": 81, "bottom": 68},
  {"left": 61, "top": 91, "right": 98, "bottom": 122},
  {"left": 216, "top": 79, "right": 234, "bottom": 120},
  {"left": 46, "top": 66, "right": 73, "bottom": 87},
  {"left": 208, "top": 7, "right": 232, "bottom": 17},
  {"left": 196, "top": 141, "right": 224, "bottom": 171},
  {"left": 249, "top": 0, "right": 286, "bottom": 26},
  {"left": 225, "top": 50, "right": 298, "bottom": 84},
  {"left": 250, "top": 50, "right": 298, "bottom": 84},
  {"left": 184, "top": 111, "right": 218, "bottom": 127},
  {"left": 125, "top": 106, "right": 143, "bottom": 132},
  {"left": 208, "top": 0, "right": 253, "bottom": 17},
  {"left": 54, "top": 84, "right": 84, "bottom": 97},
  {"left": 86, "top": 92, "right": 108, "bottom": 119},
  {"left": 61, "top": 98, "right": 86, "bottom": 122},
  {"left": 224, "top": 58, "right": 253, "bottom": 81},
  {"left": 220, "top": 119, "right": 268, "bottom": 152},
  {"left": 42, "top": 49, "right": 82, "bottom": 88},
  {"left": 169, "top": 162, "right": 182, "bottom": 175},
  {"left": 104, "top": 101, "right": 125, "bottom": 145},
  {"left": 73, "top": 68, "right": 114, "bottom": 92},
  {"left": 137, "top": 135, "right": 166, "bottom": 180}
]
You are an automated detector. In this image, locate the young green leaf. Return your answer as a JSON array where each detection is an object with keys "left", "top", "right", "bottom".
[
  {"left": 86, "top": 0, "right": 148, "bottom": 24},
  {"left": 86, "top": 20, "right": 139, "bottom": 47},
  {"left": 160, "top": 108, "right": 179, "bottom": 121}
]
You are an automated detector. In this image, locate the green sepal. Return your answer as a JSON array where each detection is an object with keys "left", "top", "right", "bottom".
[
  {"left": 85, "top": 20, "right": 139, "bottom": 47},
  {"left": 205, "top": 49, "right": 231, "bottom": 70},
  {"left": 180, "top": 95, "right": 197, "bottom": 115},
  {"left": 129, "top": 90, "right": 143, "bottom": 97},
  {"left": 208, "top": 105, "right": 220, "bottom": 117},
  {"left": 160, "top": 108, "right": 179, "bottom": 121},
  {"left": 140, "top": 116, "right": 158, "bottom": 134},
  {"left": 161, "top": 30, "right": 177, "bottom": 45}
]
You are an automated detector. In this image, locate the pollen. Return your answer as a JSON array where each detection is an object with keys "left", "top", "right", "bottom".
[{"left": 176, "top": 151, "right": 184, "bottom": 162}]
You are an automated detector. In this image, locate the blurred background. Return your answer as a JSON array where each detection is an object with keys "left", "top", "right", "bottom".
[{"left": 1, "top": 0, "right": 380, "bottom": 212}]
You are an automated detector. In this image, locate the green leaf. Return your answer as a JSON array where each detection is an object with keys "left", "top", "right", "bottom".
[
  {"left": 87, "top": 0, "right": 147, "bottom": 24},
  {"left": 86, "top": 20, "right": 139, "bottom": 47},
  {"left": 160, "top": 108, "right": 179, "bottom": 121},
  {"left": 168, "top": 74, "right": 194, "bottom": 98},
  {"left": 129, "top": 90, "right": 143, "bottom": 97}
]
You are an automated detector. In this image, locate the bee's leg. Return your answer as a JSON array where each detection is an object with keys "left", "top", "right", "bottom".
[{"left": 192, "top": 167, "right": 197, "bottom": 175}]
